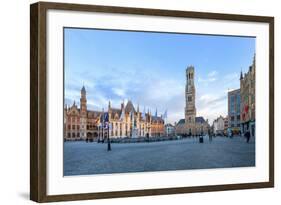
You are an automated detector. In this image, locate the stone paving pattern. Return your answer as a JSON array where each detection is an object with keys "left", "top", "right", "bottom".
[{"left": 63, "top": 136, "right": 255, "bottom": 176}]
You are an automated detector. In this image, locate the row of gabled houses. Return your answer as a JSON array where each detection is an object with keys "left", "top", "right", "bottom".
[
  {"left": 64, "top": 55, "right": 255, "bottom": 141},
  {"left": 64, "top": 86, "right": 165, "bottom": 141}
]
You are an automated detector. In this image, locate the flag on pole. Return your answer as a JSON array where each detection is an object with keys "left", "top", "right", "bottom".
[
  {"left": 100, "top": 112, "right": 109, "bottom": 128},
  {"left": 104, "top": 113, "right": 109, "bottom": 122}
]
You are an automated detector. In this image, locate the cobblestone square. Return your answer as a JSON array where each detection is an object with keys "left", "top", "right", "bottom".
[{"left": 64, "top": 136, "right": 255, "bottom": 176}]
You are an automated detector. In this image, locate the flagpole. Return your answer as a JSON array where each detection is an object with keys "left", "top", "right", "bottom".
[
  {"left": 107, "top": 111, "right": 111, "bottom": 151},
  {"left": 102, "top": 108, "right": 104, "bottom": 143},
  {"left": 107, "top": 122, "right": 111, "bottom": 151}
]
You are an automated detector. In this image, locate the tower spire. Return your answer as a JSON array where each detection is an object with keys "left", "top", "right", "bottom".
[
  {"left": 80, "top": 84, "right": 87, "bottom": 117},
  {"left": 81, "top": 84, "right": 86, "bottom": 93},
  {"left": 240, "top": 69, "right": 243, "bottom": 80},
  {"left": 108, "top": 100, "right": 111, "bottom": 109}
]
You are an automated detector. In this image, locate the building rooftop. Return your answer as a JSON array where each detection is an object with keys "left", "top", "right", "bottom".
[
  {"left": 110, "top": 108, "right": 122, "bottom": 116},
  {"left": 87, "top": 110, "right": 102, "bottom": 118},
  {"left": 228, "top": 88, "right": 240, "bottom": 95},
  {"left": 177, "top": 119, "right": 185, "bottom": 125},
  {"left": 195, "top": 116, "right": 206, "bottom": 123},
  {"left": 124, "top": 100, "right": 136, "bottom": 113},
  {"left": 152, "top": 116, "right": 164, "bottom": 122}
]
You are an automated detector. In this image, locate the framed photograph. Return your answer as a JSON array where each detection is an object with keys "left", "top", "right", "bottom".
[{"left": 30, "top": 1, "right": 274, "bottom": 202}]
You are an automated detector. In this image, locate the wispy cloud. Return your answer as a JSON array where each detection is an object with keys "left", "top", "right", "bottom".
[
  {"left": 221, "top": 72, "right": 240, "bottom": 92},
  {"left": 65, "top": 63, "right": 187, "bottom": 123},
  {"left": 64, "top": 28, "right": 254, "bottom": 125},
  {"left": 208, "top": 70, "right": 218, "bottom": 77},
  {"left": 65, "top": 66, "right": 236, "bottom": 124},
  {"left": 112, "top": 88, "right": 126, "bottom": 97},
  {"left": 198, "top": 70, "right": 218, "bottom": 85},
  {"left": 223, "top": 72, "right": 239, "bottom": 82},
  {"left": 196, "top": 93, "right": 227, "bottom": 123}
]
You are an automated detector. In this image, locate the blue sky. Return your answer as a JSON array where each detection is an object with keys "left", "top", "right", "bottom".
[{"left": 64, "top": 28, "right": 255, "bottom": 124}]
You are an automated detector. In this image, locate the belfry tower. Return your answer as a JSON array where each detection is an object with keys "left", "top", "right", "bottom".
[
  {"left": 80, "top": 85, "right": 87, "bottom": 117},
  {"left": 185, "top": 66, "right": 196, "bottom": 135},
  {"left": 80, "top": 85, "right": 87, "bottom": 139}
]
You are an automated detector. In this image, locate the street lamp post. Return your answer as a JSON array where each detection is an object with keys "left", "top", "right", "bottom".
[
  {"left": 107, "top": 122, "right": 111, "bottom": 151},
  {"left": 101, "top": 108, "right": 104, "bottom": 143},
  {"left": 102, "top": 123, "right": 104, "bottom": 143}
]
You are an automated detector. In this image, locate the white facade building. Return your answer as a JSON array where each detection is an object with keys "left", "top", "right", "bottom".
[{"left": 213, "top": 116, "right": 225, "bottom": 135}]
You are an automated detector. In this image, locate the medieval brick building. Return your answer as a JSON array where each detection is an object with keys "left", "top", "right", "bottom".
[
  {"left": 64, "top": 86, "right": 165, "bottom": 140},
  {"left": 240, "top": 55, "right": 255, "bottom": 137}
]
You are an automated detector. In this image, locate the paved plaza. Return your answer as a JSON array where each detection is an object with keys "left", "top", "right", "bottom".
[{"left": 63, "top": 136, "right": 255, "bottom": 176}]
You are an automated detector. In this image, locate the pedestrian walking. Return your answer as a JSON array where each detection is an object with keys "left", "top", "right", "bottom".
[
  {"left": 208, "top": 130, "right": 212, "bottom": 142},
  {"left": 245, "top": 130, "right": 251, "bottom": 143},
  {"left": 146, "top": 133, "right": 150, "bottom": 142}
]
